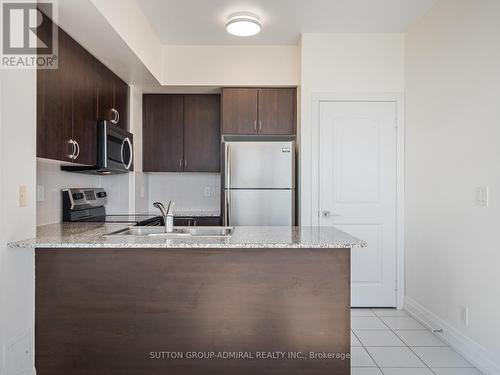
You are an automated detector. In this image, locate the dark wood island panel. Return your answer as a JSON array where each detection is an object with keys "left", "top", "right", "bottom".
[{"left": 35, "top": 247, "right": 351, "bottom": 375}]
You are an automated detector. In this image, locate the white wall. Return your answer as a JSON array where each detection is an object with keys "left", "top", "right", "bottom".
[
  {"left": 90, "top": 0, "right": 163, "bottom": 81},
  {"left": 0, "top": 69, "right": 37, "bottom": 375},
  {"left": 162, "top": 45, "right": 299, "bottom": 86},
  {"left": 134, "top": 172, "right": 149, "bottom": 214},
  {"left": 148, "top": 173, "right": 220, "bottom": 213},
  {"left": 405, "top": 0, "right": 500, "bottom": 370},
  {"left": 299, "top": 33, "right": 405, "bottom": 224}
]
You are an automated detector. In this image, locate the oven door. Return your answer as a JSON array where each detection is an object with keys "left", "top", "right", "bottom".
[{"left": 99, "top": 121, "right": 134, "bottom": 173}]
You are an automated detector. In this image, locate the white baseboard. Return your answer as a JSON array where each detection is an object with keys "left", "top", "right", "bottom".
[{"left": 404, "top": 297, "right": 500, "bottom": 375}]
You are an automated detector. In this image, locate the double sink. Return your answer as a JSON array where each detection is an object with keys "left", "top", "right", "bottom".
[{"left": 105, "top": 226, "right": 234, "bottom": 238}]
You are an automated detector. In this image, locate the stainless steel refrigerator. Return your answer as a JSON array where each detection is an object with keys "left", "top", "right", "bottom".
[{"left": 223, "top": 140, "right": 295, "bottom": 226}]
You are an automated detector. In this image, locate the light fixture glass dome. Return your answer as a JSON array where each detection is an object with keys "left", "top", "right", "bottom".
[{"left": 226, "top": 13, "right": 261, "bottom": 37}]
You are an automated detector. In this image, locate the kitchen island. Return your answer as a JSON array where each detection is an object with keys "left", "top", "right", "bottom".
[{"left": 10, "top": 224, "right": 365, "bottom": 375}]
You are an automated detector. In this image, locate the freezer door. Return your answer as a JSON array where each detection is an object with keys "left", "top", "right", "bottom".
[
  {"left": 225, "top": 189, "right": 294, "bottom": 226},
  {"left": 224, "top": 141, "right": 295, "bottom": 189}
]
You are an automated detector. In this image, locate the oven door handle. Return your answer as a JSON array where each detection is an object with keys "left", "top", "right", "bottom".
[{"left": 121, "top": 137, "right": 133, "bottom": 170}]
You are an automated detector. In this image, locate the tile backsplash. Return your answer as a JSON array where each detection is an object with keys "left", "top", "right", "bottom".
[
  {"left": 148, "top": 173, "right": 220, "bottom": 213},
  {"left": 36, "top": 159, "right": 130, "bottom": 225}
]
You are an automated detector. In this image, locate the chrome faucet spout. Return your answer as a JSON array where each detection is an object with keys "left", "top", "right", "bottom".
[
  {"left": 153, "top": 201, "right": 174, "bottom": 233},
  {"left": 166, "top": 200, "right": 174, "bottom": 216}
]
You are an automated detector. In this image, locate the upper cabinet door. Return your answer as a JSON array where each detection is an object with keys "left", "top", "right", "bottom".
[
  {"left": 143, "top": 95, "right": 184, "bottom": 172},
  {"left": 258, "top": 88, "right": 296, "bottom": 135},
  {"left": 70, "top": 40, "right": 98, "bottom": 166},
  {"left": 37, "top": 18, "right": 72, "bottom": 162},
  {"left": 184, "top": 95, "right": 221, "bottom": 172},
  {"left": 222, "top": 88, "right": 258, "bottom": 134},
  {"left": 97, "top": 65, "right": 115, "bottom": 124},
  {"left": 113, "top": 76, "right": 129, "bottom": 130}
]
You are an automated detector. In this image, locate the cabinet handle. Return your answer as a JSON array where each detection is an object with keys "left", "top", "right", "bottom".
[
  {"left": 253, "top": 120, "right": 257, "bottom": 132},
  {"left": 184, "top": 159, "right": 187, "bottom": 168},
  {"left": 74, "top": 141, "right": 80, "bottom": 160},
  {"left": 259, "top": 120, "right": 262, "bottom": 133},
  {"left": 179, "top": 159, "right": 182, "bottom": 168},
  {"left": 68, "top": 139, "right": 76, "bottom": 160},
  {"left": 110, "top": 108, "right": 119, "bottom": 124},
  {"left": 193, "top": 219, "right": 197, "bottom": 226}
]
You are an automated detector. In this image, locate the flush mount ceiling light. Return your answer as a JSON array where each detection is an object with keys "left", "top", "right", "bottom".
[{"left": 226, "top": 12, "right": 261, "bottom": 37}]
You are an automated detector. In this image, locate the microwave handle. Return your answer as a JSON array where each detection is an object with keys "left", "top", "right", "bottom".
[{"left": 121, "top": 137, "right": 133, "bottom": 170}]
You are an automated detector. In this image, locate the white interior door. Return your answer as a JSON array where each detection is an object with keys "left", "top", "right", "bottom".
[{"left": 319, "top": 101, "right": 397, "bottom": 307}]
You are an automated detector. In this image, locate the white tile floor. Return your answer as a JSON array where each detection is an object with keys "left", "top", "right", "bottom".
[{"left": 350, "top": 309, "right": 483, "bottom": 375}]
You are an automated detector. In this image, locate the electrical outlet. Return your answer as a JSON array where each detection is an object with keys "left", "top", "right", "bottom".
[
  {"left": 204, "top": 186, "right": 211, "bottom": 197},
  {"left": 475, "top": 186, "right": 489, "bottom": 206},
  {"left": 37, "top": 185, "right": 44, "bottom": 202},
  {"left": 140, "top": 185, "right": 145, "bottom": 198},
  {"left": 18, "top": 185, "right": 27, "bottom": 207},
  {"left": 461, "top": 306, "right": 469, "bottom": 326}
]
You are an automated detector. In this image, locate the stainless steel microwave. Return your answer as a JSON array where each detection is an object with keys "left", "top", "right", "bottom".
[{"left": 61, "top": 121, "right": 133, "bottom": 174}]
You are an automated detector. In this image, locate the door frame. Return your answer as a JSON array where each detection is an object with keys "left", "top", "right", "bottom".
[{"left": 310, "top": 93, "right": 405, "bottom": 309}]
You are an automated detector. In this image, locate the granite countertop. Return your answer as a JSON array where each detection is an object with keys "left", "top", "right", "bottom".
[{"left": 8, "top": 223, "right": 366, "bottom": 249}]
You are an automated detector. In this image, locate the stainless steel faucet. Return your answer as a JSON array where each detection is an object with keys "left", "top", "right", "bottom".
[{"left": 153, "top": 201, "right": 174, "bottom": 233}]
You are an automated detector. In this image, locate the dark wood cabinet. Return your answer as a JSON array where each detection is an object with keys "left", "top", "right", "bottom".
[
  {"left": 69, "top": 37, "right": 99, "bottom": 165},
  {"left": 143, "top": 95, "right": 184, "bottom": 172},
  {"left": 184, "top": 95, "right": 221, "bottom": 172},
  {"left": 143, "top": 94, "right": 221, "bottom": 173},
  {"left": 36, "top": 247, "right": 350, "bottom": 375},
  {"left": 97, "top": 64, "right": 114, "bottom": 126},
  {"left": 113, "top": 75, "right": 129, "bottom": 130},
  {"left": 37, "top": 19, "right": 73, "bottom": 162},
  {"left": 258, "top": 88, "right": 296, "bottom": 135},
  {"left": 37, "top": 14, "right": 129, "bottom": 164},
  {"left": 98, "top": 66, "right": 129, "bottom": 130},
  {"left": 222, "top": 87, "right": 296, "bottom": 135},
  {"left": 221, "top": 88, "right": 258, "bottom": 134}
]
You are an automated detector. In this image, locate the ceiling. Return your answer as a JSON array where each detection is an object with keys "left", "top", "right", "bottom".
[{"left": 136, "top": 0, "right": 437, "bottom": 45}]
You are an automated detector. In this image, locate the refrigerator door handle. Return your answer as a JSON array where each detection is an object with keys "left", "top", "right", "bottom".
[
  {"left": 225, "top": 143, "right": 232, "bottom": 188},
  {"left": 225, "top": 191, "right": 231, "bottom": 226}
]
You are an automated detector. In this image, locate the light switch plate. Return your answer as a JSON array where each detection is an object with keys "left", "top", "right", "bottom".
[
  {"left": 475, "top": 186, "right": 489, "bottom": 206},
  {"left": 204, "top": 186, "right": 211, "bottom": 197},
  {"left": 19, "top": 185, "right": 27, "bottom": 207}
]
